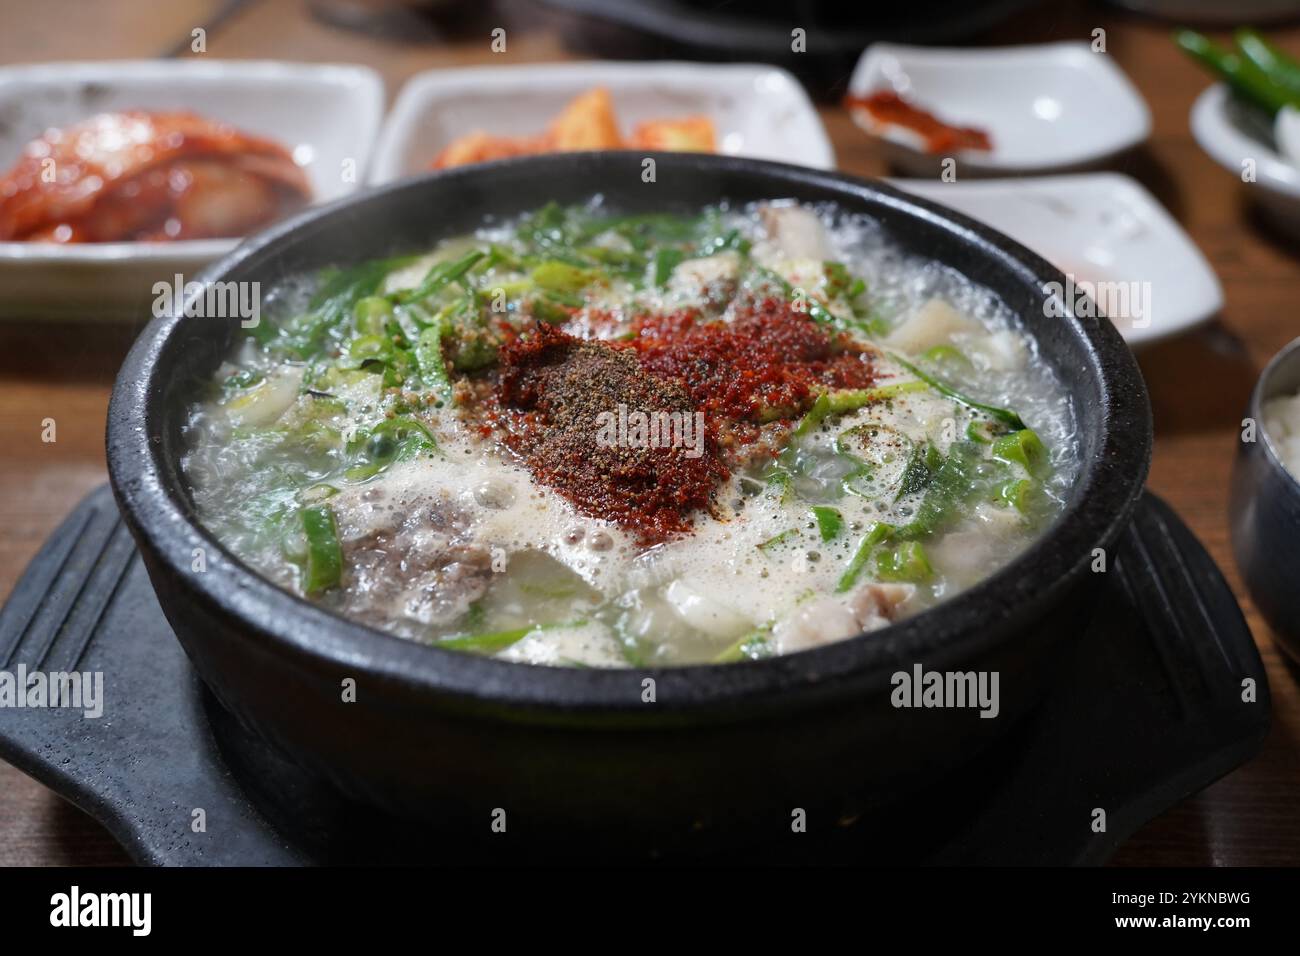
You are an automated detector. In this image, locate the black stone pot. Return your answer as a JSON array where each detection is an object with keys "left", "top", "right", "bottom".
[{"left": 106, "top": 153, "right": 1151, "bottom": 846}]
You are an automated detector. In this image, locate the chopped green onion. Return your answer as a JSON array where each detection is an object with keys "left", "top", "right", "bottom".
[
  {"left": 998, "top": 478, "right": 1033, "bottom": 513},
  {"left": 653, "top": 248, "right": 686, "bottom": 288},
  {"left": 300, "top": 505, "right": 343, "bottom": 594},
  {"left": 758, "top": 528, "right": 799, "bottom": 553},
  {"left": 792, "top": 392, "right": 831, "bottom": 437},
  {"left": 889, "top": 353, "right": 1026, "bottom": 428},
  {"left": 352, "top": 296, "right": 394, "bottom": 335},
  {"left": 811, "top": 506, "right": 843, "bottom": 541},
  {"left": 531, "top": 260, "right": 598, "bottom": 295},
  {"left": 437, "top": 619, "right": 586, "bottom": 654},
  {"left": 712, "top": 628, "right": 773, "bottom": 663},
  {"left": 966, "top": 418, "right": 1003, "bottom": 444},
  {"left": 827, "top": 380, "right": 928, "bottom": 414},
  {"left": 836, "top": 521, "right": 893, "bottom": 593},
  {"left": 415, "top": 322, "right": 452, "bottom": 399},
  {"left": 397, "top": 250, "right": 486, "bottom": 305},
  {"left": 922, "top": 344, "right": 969, "bottom": 366}
]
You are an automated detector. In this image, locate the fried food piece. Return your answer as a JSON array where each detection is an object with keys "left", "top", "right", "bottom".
[
  {"left": 0, "top": 110, "right": 312, "bottom": 242},
  {"left": 627, "top": 116, "right": 717, "bottom": 152},
  {"left": 430, "top": 87, "right": 718, "bottom": 170},
  {"left": 545, "top": 87, "right": 623, "bottom": 150},
  {"left": 431, "top": 130, "right": 547, "bottom": 169}
]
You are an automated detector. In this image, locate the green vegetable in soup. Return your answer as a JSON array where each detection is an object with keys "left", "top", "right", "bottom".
[
  {"left": 713, "top": 627, "right": 774, "bottom": 663},
  {"left": 437, "top": 619, "right": 587, "bottom": 654},
  {"left": 992, "top": 428, "right": 1047, "bottom": 477},
  {"left": 344, "top": 416, "right": 437, "bottom": 482},
  {"left": 897, "top": 441, "right": 987, "bottom": 541},
  {"left": 415, "top": 322, "right": 452, "bottom": 400},
  {"left": 182, "top": 200, "right": 1071, "bottom": 667},
  {"left": 837, "top": 521, "right": 894, "bottom": 593},
  {"left": 300, "top": 504, "right": 342, "bottom": 594},
  {"left": 811, "top": 505, "right": 843, "bottom": 541},
  {"left": 531, "top": 260, "right": 598, "bottom": 295},
  {"left": 397, "top": 249, "right": 486, "bottom": 305},
  {"left": 653, "top": 247, "right": 686, "bottom": 288},
  {"left": 889, "top": 354, "right": 1026, "bottom": 429},
  {"left": 875, "top": 540, "right": 933, "bottom": 583},
  {"left": 838, "top": 422, "right": 915, "bottom": 500}
]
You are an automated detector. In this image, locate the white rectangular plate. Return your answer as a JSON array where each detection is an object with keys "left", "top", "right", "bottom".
[
  {"left": 890, "top": 173, "right": 1222, "bottom": 347},
  {"left": 369, "top": 61, "right": 833, "bottom": 185},
  {"left": 0, "top": 60, "right": 384, "bottom": 320},
  {"left": 850, "top": 42, "right": 1150, "bottom": 176}
]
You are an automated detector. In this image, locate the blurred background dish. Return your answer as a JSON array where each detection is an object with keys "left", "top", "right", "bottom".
[
  {"left": 891, "top": 174, "right": 1223, "bottom": 347},
  {"left": 1179, "top": 27, "right": 1300, "bottom": 237},
  {"left": 848, "top": 42, "right": 1151, "bottom": 176},
  {"left": 1231, "top": 335, "right": 1300, "bottom": 664},
  {"left": 1191, "top": 84, "right": 1300, "bottom": 236},
  {"left": 0, "top": 59, "right": 384, "bottom": 320},
  {"left": 369, "top": 61, "right": 833, "bottom": 184}
]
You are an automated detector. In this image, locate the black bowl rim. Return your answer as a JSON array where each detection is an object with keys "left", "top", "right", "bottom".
[
  {"left": 1250, "top": 333, "right": 1300, "bottom": 498},
  {"left": 107, "top": 151, "right": 1152, "bottom": 714}
]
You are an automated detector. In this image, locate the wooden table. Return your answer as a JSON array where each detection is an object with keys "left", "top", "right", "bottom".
[{"left": 1, "top": 0, "right": 1298, "bottom": 866}]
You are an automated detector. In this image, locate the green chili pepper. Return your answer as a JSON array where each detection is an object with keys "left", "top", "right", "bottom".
[
  {"left": 415, "top": 322, "right": 452, "bottom": 399},
  {"left": 353, "top": 296, "right": 394, "bottom": 336},
  {"left": 300, "top": 504, "right": 342, "bottom": 594},
  {"left": 991, "top": 428, "right": 1047, "bottom": 477},
  {"left": 529, "top": 294, "right": 573, "bottom": 324},
  {"left": 998, "top": 478, "right": 1033, "bottom": 513},
  {"left": 966, "top": 418, "right": 1003, "bottom": 444},
  {"left": 875, "top": 540, "right": 933, "bottom": 583},
  {"left": 531, "top": 260, "right": 598, "bottom": 294}
]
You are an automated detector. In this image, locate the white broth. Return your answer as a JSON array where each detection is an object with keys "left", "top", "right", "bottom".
[{"left": 182, "top": 200, "right": 1078, "bottom": 666}]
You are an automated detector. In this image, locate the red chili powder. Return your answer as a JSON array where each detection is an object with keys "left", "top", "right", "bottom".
[
  {"left": 626, "top": 297, "right": 877, "bottom": 425},
  {"left": 494, "top": 322, "right": 728, "bottom": 543},
  {"left": 490, "top": 301, "right": 875, "bottom": 540}
]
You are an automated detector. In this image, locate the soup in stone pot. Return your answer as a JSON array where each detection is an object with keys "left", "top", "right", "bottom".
[{"left": 182, "top": 199, "right": 1078, "bottom": 666}]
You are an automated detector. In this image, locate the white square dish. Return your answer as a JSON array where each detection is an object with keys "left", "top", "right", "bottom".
[
  {"left": 850, "top": 42, "right": 1151, "bottom": 176},
  {"left": 368, "top": 61, "right": 834, "bottom": 185},
  {"left": 1191, "top": 83, "right": 1300, "bottom": 239},
  {"left": 0, "top": 60, "right": 385, "bottom": 320},
  {"left": 890, "top": 173, "right": 1222, "bottom": 347}
]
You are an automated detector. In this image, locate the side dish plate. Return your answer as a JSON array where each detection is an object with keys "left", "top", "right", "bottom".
[{"left": 0, "top": 60, "right": 384, "bottom": 320}]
